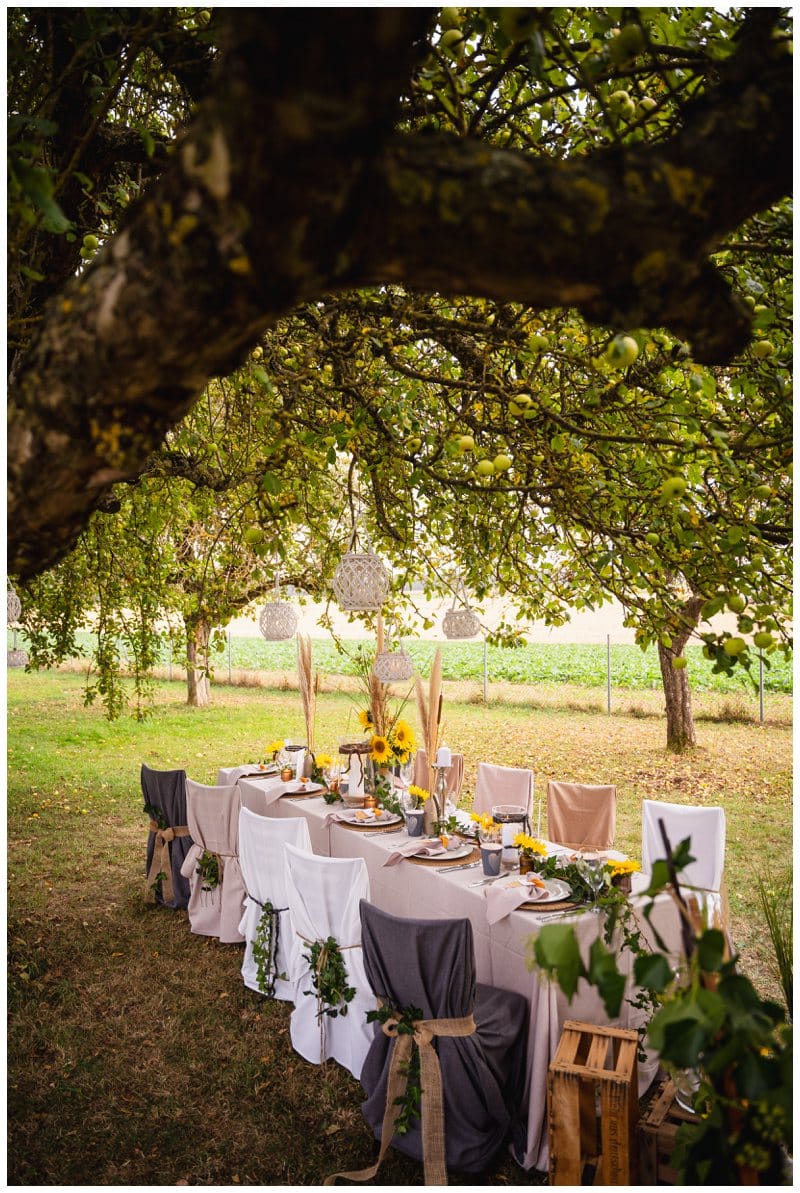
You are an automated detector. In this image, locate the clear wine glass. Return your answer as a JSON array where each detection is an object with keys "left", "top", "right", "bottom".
[{"left": 576, "top": 858, "right": 606, "bottom": 913}]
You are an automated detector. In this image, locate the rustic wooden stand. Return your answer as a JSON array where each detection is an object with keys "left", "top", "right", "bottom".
[
  {"left": 547, "top": 1020, "right": 639, "bottom": 1185},
  {"left": 638, "top": 1077, "right": 699, "bottom": 1184}
]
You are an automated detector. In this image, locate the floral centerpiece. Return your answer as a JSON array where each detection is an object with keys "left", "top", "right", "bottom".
[
  {"left": 513, "top": 832, "right": 548, "bottom": 873},
  {"left": 267, "top": 739, "right": 284, "bottom": 762},
  {"left": 603, "top": 857, "right": 641, "bottom": 894},
  {"left": 406, "top": 784, "right": 430, "bottom": 810},
  {"left": 311, "top": 752, "right": 332, "bottom": 785},
  {"left": 470, "top": 812, "right": 500, "bottom": 842}
]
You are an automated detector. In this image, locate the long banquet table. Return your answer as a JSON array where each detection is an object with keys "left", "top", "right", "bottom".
[{"left": 234, "top": 772, "right": 663, "bottom": 1172}]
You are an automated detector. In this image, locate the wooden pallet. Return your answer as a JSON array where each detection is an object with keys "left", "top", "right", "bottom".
[{"left": 548, "top": 1020, "right": 639, "bottom": 1185}]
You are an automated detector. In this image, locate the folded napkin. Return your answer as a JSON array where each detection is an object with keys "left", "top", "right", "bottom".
[
  {"left": 484, "top": 877, "right": 552, "bottom": 924},
  {"left": 325, "top": 809, "right": 393, "bottom": 828},
  {"left": 382, "top": 839, "right": 448, "bottom": 867}
]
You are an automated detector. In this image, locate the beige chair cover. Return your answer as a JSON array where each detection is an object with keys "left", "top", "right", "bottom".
[
  {"left": 180, "top": 778, "right": 246, "bottom": 943},
  {"left": 473, "top": 762, "right": 533, "bottom": 818},
  {"left": 412, "top": 749, "right": 464, "bottom": 801},
  {"left": 546, "top": 781, "right": 616, "bottom": 850}
]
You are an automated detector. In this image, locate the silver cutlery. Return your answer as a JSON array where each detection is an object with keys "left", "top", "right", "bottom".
[
  {"left": 436, "top": 860, "right": 481, "bottom": 873},
  {"left": 468, "top": 875, "right": 504, "bottom": 887}
]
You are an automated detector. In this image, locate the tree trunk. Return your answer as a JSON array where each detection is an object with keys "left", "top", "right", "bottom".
[
  {"left": 658, "top": 641, "right": 697, "bottom": 754},
  {"left": 658, "top": 595, "right": 706, "bottom": 754},
  {"left": 186, "top": 619, "right": 211, "bottom": 708}
]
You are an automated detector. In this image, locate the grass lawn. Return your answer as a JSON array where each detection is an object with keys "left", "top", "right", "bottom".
[{"left": 7, "top": 669, "right": 792, "bottom": 1185}]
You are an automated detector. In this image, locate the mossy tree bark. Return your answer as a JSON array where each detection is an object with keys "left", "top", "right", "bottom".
[{"left": 657, "top": 595, "right": 706, "bottom": 754}]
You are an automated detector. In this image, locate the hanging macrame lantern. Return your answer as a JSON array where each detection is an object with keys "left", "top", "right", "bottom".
[
  {"left": 7, "top": 585, "right": 27, "bottom": 666},
  {"left": 258, "top": 580, "right": 298, "bottom": 641},
  {"left": 333, "top": 525, "right": 390, "bottom": 612},
  {"left": 373, "top": 645, "right": 414, "bottom": 683},
  {"left": 442, "top": 577, "right": 480, "bottom": 639},
  {"left": 7, "top": 586, "right": 21, "bottom": 625}
]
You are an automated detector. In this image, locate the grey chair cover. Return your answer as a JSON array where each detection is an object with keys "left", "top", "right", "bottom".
[
  {"left": 358, "top": 901, "right": 528, "bottom": 1175},
  {"left": 142, "top": 763, "right": 193, "bottom": 909}
]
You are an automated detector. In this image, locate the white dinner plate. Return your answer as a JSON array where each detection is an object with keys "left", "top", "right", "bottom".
[
  {"left": 337, "top": 808, "right": 402, "bottom": 826},
  {"left": 413, "top": 841, "right": 474, "bottom": 862},
  {"left": 497, "top": 876, "right": 573, "bottom": 904}
]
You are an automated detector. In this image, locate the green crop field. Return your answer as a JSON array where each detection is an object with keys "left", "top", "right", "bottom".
[{"left": 44, "top": 631, "right": 793, "bottom": 694}]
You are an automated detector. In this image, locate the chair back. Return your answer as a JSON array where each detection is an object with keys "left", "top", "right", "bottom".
[
  {"left": 237, "top": 807, "right": 311, "bottom": 999},
  {"left": 547, "top": 781, "right": 616, "bottom": 850},
  {"left": 283, "top": 844, "right": 374, "bottom": 1078},
  {"left": 358, "top": 901, "right": 527, "bottom": 1176},
  {"left": 180, "top": 778, "right": 245, "bottom": 943},
  {"left": 473, "top": 761, "right": 533, "bottom": 818},
  {"left": 412, "top": 749, "right": 464, "bottom": 800},
  {"left": 641, "top": 799, "right": 726, "bottom": 892},
  {"left": 141, "top": 763, "right": 192, "bottom": 909}
]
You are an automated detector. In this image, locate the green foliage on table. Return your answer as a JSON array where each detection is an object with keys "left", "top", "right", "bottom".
[
  {"left": 531, "top": 841, "right": 793, "bottom": 1184},
  {"left": 303, "top": 937, "right": 356, "bottom": 1021}
]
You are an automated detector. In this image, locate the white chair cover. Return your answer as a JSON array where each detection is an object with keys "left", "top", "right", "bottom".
[
  {"left": 237, "top": 808, "right": 311, "bottom": 1000},
  {"left": 640, "top": 799, "right": 726, "bottom": 892},
  {"left": 473, "top": 762, "right": 533, "bottom": 818},
  {"left": 283, "top": 843, "right": 374, "bottom": 1079},
  {"left": 180, "top": 778, "right": 246, "bottom": 943}
]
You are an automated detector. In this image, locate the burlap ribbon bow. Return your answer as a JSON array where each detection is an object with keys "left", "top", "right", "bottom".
[
  {"left": 325, "top": 1005, "right": 476, "bottom": 1186},
  {"left": 144, "top": 820, "right": 190, "bottom": 905}
]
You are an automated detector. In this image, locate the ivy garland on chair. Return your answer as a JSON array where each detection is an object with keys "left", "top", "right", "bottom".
[
  {"left": 303, "top": 936, "right": 356, "bottom": 1020},
  {"left": 196, "top": 850, "right": 220, "bottom": 891},
  {"left": 252, "top": 899, "right": 287, "bottom": 997},
  {"left": 367, "top": 1003, "right": 425, "bottom": 1135}
]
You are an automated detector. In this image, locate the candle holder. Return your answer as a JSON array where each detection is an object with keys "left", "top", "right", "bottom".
[{"left": 430, "top": 763, "right": 450, "bottom": 835}]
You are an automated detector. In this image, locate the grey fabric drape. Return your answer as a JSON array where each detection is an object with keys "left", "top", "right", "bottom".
[
  {"left": 358, "top": 901, "right": 529, "bottom": 1175},
  {"left": 142, "top": 763, "right": 193, "bottom": 909}
]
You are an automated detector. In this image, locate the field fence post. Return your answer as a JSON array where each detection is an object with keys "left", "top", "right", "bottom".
[
  {"left": 606, "top": 634, "right": 612, "bottom": 714},
  {"left": 228, "top": 625, "right": 232, "bottom": 683},
  {"left": 759, "top": 650, "right": 765, "bottom": 724},
  {"left": 168, "top": 640, "right": 172, "bottom": 681},
  {"left": 483, "top": 637, "right": 488, "bottom": 705}
]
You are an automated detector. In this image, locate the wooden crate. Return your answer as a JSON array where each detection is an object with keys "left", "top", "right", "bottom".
[
  {"left": 638, "top": 1077, "right": 699, "bottom": 1185},
  {"left": 548, "top": 1020, "right": 639, "bottom": 1185}
]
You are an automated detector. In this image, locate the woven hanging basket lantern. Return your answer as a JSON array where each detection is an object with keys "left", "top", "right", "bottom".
[
  {"left": 258, "top": 581, "right": 298, "bottom": 641},
  {"left": 7, "top": 648, "right": 27, "bottom": 668},
  {"left": 373, "top": 647, "right": 414, "bottom": 684},
  {"left": 333, "top": 549, "right": 390, "bottom": 612},
  {"left": 442, "top": 577, "right": 480, "bottom": 639},
  {"left": 7, "top": 587, "right": 21, "bottom": 626}
]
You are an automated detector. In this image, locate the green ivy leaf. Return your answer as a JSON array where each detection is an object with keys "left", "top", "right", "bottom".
[
  {"left": 587, "top": 936, "right": 626, "bottom": 1017},
  {"left": 533, "top": 924, "right": 586, "bottom": 999},
  {"left": 634, "top": 952, "right": 674, "bottom": 992}
]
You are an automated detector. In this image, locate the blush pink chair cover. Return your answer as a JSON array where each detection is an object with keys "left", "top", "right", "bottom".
[
  {"left": 546, "top": 781, "right": 616, "bottom": 850},
  {"left": 238, "top": 807, "right": 312, "bottom": 1000},
  {"left": 283, "top": 843, "right": 374, "bottom": 1080},
  {"left": 473, "top": 762, "right": 533, "bottom": 818},
  {"left": 180, "top": 778, "right": 246, "bottom": 944},
  {"left": 411, "top": 749, "right": 464, "bottom": 801}
]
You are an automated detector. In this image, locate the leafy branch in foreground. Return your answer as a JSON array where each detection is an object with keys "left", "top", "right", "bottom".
[{"left": 529, "top": 835, "right": 792, "bottom": 1184}]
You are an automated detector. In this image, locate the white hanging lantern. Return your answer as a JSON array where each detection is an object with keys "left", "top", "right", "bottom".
[
  {"left": 373, "top": 646, "right": 414, "bottom": 683},
  {"left": 7, "top": 649, "right": 27, "bottom": 668},
  {"left": 442, "top": 577, "right": 480, "bottom": 639},
  {"left": 7, "top": 586, "right": 21, "bottom": 625},
  {"left": 258, "top": 580, "right": 298, "bottom": 641},
  {"left": 333, "top": 523, "right": 390, "bottom": 612}
]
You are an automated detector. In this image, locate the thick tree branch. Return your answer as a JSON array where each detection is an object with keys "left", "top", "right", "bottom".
[{"left": 7, "top": 10, "right": 791, "bottom": 579}]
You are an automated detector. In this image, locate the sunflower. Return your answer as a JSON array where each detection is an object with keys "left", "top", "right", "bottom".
[
  {"left": 358, "top": 709, "right": 373, "bottom": 731},
  {"left": 392, "top": 719, "right": 416, "bottom": 752},
  {"left": 369, "top": 735, "right": 391, "bottom": 764}
]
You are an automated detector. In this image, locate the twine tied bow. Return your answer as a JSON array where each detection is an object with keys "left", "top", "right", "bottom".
[
  {"left": 144, "top": 820, "right": 190, "bottom": 904},
  {"left": 325, "top": 1003, "right": 476, "bottom": 1186}
]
